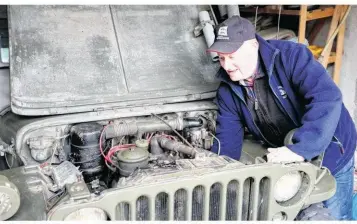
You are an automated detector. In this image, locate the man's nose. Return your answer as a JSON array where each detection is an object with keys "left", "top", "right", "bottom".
[{"left": 222, "top": 58, "right": 234, "bottom": 70}]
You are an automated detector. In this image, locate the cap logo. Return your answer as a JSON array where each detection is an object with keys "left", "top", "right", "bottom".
[{"left": 218, "top": 26, "right": 228, "bottom": 36}]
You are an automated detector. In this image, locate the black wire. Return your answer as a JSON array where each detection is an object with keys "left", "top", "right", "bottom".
[
  {"left": 105, "top": 158, "right": 120, "bottom": 170},
  {"left": 105, "top": 159, "right": 117, "bottom": 172},
  {"left": 48, "top": 188, "right": 66, "bottom": 201},
  {"left": 199, "top": 114, "right": 216, "bottom": 132}
]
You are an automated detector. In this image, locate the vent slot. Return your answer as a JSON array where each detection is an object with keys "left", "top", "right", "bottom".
[
  {"left": 192, "top": 185, "right": 205, "bottom": 220},
  {"left": 258, "top": 177, "right": 271, "bottom": 220},
  {"left": 242, "top": 177, "right": 253, "bottom": 221},
  {"left": 136, "top": 196, "right": 150, "bottom": 221},
  {"left": 174, "top": 189, "right": 187, "bottom": 221},
  {"left": 226, "top": 180, "right": 239, "bottom": 220},
  {"left": 155, "top": 192, "right": 169, "bottom": 220},
  {"left": 116, "top": 202, "right": 131, "bottom": 220},
  {"left": 209, "top": 182, "right": 222, "bottom": 220},
  {"left": 250, "top": 178, "right": 260, "bottom": 220}
]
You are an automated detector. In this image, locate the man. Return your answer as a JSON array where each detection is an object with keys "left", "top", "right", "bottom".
[{"left": 209, "top": 16, "right": 356, "bottom": 220}]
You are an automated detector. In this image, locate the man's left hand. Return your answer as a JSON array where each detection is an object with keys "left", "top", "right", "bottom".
[{"left": 267, "top": 146, "right": 304, "bottom": 163}]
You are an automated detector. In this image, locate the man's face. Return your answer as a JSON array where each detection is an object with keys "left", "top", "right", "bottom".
[{"left": 218, "top": 39, "right": 259, "bottom": 81}]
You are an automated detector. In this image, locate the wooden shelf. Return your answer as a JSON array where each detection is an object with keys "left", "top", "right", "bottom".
[
  {"left": 313, "top": 52, "right": 336, "bottom": 64},
  {"left": 240, "top": 6, "right": 334, "bottom": 21},
  {"left": 328, "top": 53, "right": 336, "bottom": 64},
  {"left": 240, "top": 5, "right": 345, "bottom": 85}
]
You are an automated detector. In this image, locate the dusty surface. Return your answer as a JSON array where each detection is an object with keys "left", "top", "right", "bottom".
[{"left": 8, "top": 6, "right": 219, "bottom": 115}]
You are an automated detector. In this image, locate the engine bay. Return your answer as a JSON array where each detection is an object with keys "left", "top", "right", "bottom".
[{"left": 3, "top": 110, "right": 218, "bottom": 212}]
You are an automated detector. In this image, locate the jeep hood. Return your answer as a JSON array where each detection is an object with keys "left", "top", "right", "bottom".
[{"left": 8, "top": 5, "right": 220, "bottom": 116}]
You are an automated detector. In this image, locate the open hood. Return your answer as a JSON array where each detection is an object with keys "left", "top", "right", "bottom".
[{"left": 9, "top": 5, "right": 220, "bottom": 116}]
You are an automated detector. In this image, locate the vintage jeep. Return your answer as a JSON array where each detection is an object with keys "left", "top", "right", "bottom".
[{"left": 0, "top": 5, "right": 335, "bottom": 221}]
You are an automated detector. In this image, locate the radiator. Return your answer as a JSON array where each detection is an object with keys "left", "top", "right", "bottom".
[{"left": 117, "top": 177, "right": 271, "bottom": 221}]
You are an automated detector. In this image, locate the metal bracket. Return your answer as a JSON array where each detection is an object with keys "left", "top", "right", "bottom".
[
  {"left": 66, "top": 181, "right": 91, "bottom": 201},
  {"left": 315, "top": 166, "right": 330, "bottom": 185},
  {"left": 255, "top": 156, "right": 266, "bottom": 164},
  {"left": 46, "top": 188, "right": 67, "bottom": 212},
  {"left": 193, "top": 20, "right": 215, "bottom": 37},
  {"left": 0, "top": 138, "right": 15, "bottom": 156}
]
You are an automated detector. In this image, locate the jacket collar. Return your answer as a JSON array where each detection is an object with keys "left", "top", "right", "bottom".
[
  {"left": 255, "top": 34, "right": 280, "bottom": 76},
  {"left": 216, "top": 34, "right": 280, "bottom": 84}
]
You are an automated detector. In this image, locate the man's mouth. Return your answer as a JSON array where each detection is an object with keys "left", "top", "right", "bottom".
[{"left": 228, "top": 70, "right": 238, "bottom": 75}]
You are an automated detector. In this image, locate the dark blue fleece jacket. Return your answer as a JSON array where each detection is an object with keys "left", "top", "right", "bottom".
[{"left": 212, "top": 34, "right": 356, "bottom": 175}]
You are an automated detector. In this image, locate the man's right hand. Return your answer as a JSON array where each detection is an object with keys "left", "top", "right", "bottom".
[{"left": 267, "top": 146, "right": 304, "bottom": 163}]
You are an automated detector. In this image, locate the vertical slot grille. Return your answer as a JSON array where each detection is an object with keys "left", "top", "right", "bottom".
[
  {"left": 209, "top": 182, "right": 222, "bottom": 221},
  {"left": 115, "top": 177, "right": 270, "bottom": 221},
  {"left": 192, "top": 185, "right": 205, "bottom": 220},
  {"left": 155, "top": 192, "right": 169, "bottom": 221},
  {"left": 226, "top": 180, "right": 239, "bottom": 220},
  {"left": 116, "top": 202, "right": 131, "bottom": 221},
  {"left": 174, "top": 189, "right": 187, "bottom": 221},
  {"left": 136, "top": 196, "right": 150, "bottom": 221},
  {"left": 242, "top": 177, "right": 253, "bottom": 221},
  {"left": 250, "top": 178, "right": 260, "bottom": 220},
  {"left": 258, "top": 177, "right": 271, "bottom": 220}
]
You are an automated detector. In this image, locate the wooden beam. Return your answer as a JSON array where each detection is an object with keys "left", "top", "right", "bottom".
[
  {"left": 328, "top": 54, "right": 336, "bottom": 64},
  {"left": 306, "top": 7, "right": 335, "bottom": 21},
  {"left": 320, "top": 5, "right": 343, "bottom": 68},
  {"left": 298, "top": 5, "right": 308, "bottom": 43},
  {"left": 264, "top": 8, "right": 300, "bottom": 15},
  {"left": 239, "top": 6, "right": 334, "bottom": 19},
  {"left": 333, "top": 5, "right": 348, "bottom": 84}
]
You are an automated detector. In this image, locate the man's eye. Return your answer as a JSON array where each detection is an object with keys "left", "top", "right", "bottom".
[{"left": 219, "top": 57, "right": 225, "bottom": 61}]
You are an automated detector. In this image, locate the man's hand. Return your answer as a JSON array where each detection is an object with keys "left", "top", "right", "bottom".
[{"left": 267, "top": 146, "right": 304, "bottom": 163}]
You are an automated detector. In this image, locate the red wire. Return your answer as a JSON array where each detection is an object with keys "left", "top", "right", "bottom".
[
  {"left": 147, "top": 133, "right": 176, "bottom": 143},
  {"left": 107, "top": 144, "right": 135, "bottom": 163},
  {"left": 99, "top": 125, "right": 110, "bottom": 162},
  {"left": 160, "top": 134, "right": 176, "bottom": 141},
  {"left": 148, "top": 133, "right": 155, "bottom": 142}
]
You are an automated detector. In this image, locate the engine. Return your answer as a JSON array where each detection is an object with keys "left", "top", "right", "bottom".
[
  {"left": 57, "top": 111, "right": 217, "bottom": 193},
  {"left": 0, "top": 111, "right": 218, "bottom": 214}
]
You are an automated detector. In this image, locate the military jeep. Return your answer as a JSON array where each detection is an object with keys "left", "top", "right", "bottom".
[{"left": 0, "top": 5, "right": 335, "bottom": 221}]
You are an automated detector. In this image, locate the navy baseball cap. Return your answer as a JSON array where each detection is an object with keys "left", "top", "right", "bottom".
[{"left": 207, "top": 16, "right": 256, "bottom": 54}]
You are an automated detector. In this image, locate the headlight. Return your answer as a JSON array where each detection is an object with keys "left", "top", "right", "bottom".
[
  {"left": 274, "top": 171, "right": 302, "bottom": 202},
  {"left": 64, "top": 208, "right": 107, "bottom": 221},
  {"left": 0, "top": 175, "right": 20, "bottom": 221},
  {"left": 272, "top": 212, "right": 287, "bottom": 221}
]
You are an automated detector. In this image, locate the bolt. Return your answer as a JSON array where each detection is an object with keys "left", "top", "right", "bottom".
[{"left": 71, "top": 184, "right": 84, "bottom": 192}]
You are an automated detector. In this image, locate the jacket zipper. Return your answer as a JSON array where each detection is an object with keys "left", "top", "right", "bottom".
[
  {"left": 231, "top": 87, "right": 278, "bottom": 148},
  {"left": 254, "top": 99, "right": 259, "bottom": 110},
  {"left": 253, "top": 83, "right": 282, "bottom": 139},
  {"left": 268, "top": 80, "right": 299, "bottom": 127}
]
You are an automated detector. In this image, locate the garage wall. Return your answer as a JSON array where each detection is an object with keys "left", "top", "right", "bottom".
[
  {"left": 339, "top": 6, "right": 357, "bottom": 122},
  {"left": 312, "top": 6, "right": 357, "bottom": 122}
]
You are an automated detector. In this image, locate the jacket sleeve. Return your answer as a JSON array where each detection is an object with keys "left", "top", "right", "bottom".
[
  {"left": 286, "top": 45, "right": 343, "bottom": 160},
  {"left": 211, "top": 84, "right": 244, "bottom": 160}
]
